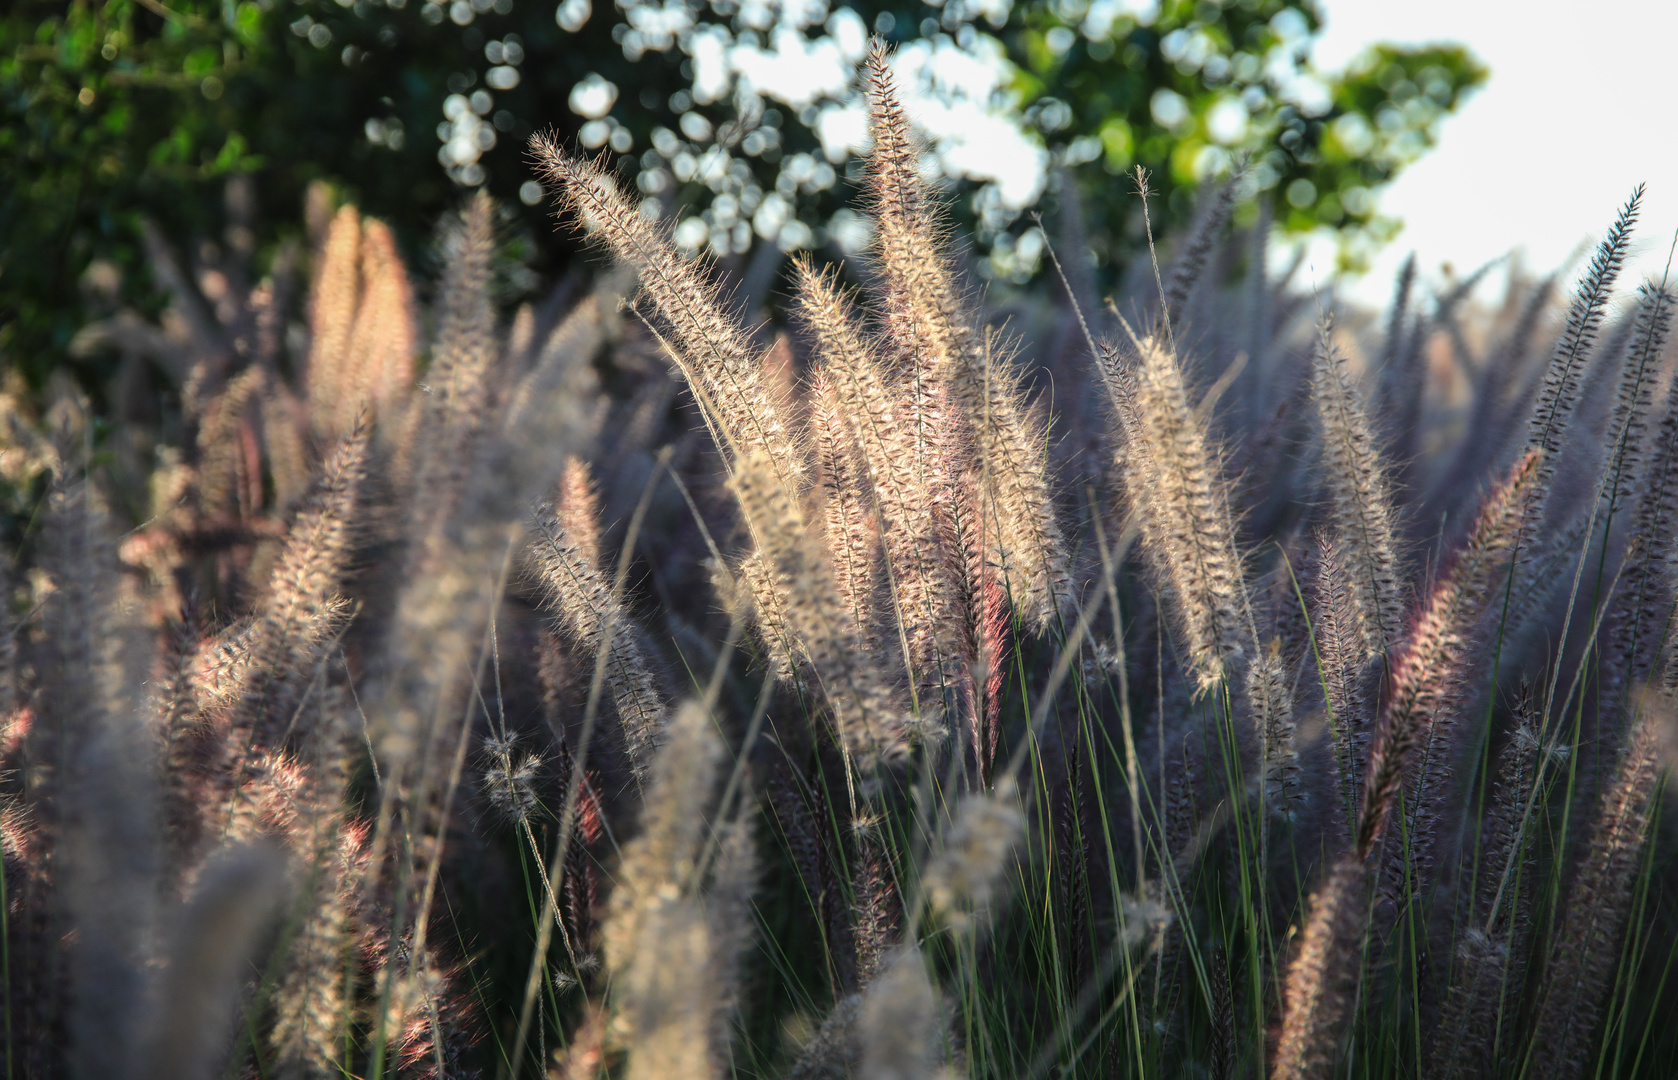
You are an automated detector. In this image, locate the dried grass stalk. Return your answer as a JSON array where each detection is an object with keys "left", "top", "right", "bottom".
[
  {"left": 1273, "top": 856, "right": 1370, "bottom": 1080},
  {"left": 1357, "top": 449, "right": 1540, "bottom": 861},
  {"left": 528, "top": 458, "right": 667, "bottom": 777},
  {"left": 862, "top": 44, "right": 1069, "bottom": 627},
  {"left": 603, "top": 701, "right": 754, "bottom": 1080},
  {"left": 219, "top": 427, "right": 369, "bottom": 744},
  {"left": 1524, "top": 186, "right": 1641, "bottom": 517},
  {"left": 1313, "top": 532, "right": 1371, "bottom": 821},
  {"left": 307, "top": 204, "right": 363, "bottom": 427},
  {"left": 1310, "top": 323, "right": 1402, "bottom": 656},
  {"left": 729, "top": 448, "right": 908, "bottom": 769},
  {"left": 1115, "top": 332, "right": 1247, "bottom": 691},
  {"left": 406, "top": 190, "right": 499, "bottom": 529},
  {"left": 795, "top": 261, "right": 962, "bottom": 710},
  {"left": 811, "top": 371, "right": 881, "bottom": 639},
  {"left": 1528, "top": 694, "right": 1667, "bottom": 1078},
  {"left": 335, "top": 217, "right": 416, "bottom": 434},
  {"left": 531, "top": 143, "right": 805, "bottom": 492}
]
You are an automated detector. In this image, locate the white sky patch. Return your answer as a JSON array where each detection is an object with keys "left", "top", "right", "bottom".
[
  {"left": 892, "top": 37, "right": 1046, "bottom": 209},
  {"left": 825, "top": 7, "right": 868, "bottom": 62},
  {"left": 1205, "top": 96, "right": 1248, "bottom": 144},
  {"left": 687, "top": 24, "right": 732, "bottom": 102},
  {"left": 730, "top": 27, "right": 852, "bottom": 106},
  {"left": 929, "top": 105, "right": 1047, "bottom": 208},
  {"left": 568, "top": 72, "right": 618, "bottom": 118},
  {"left": 816, "top": 101, "right": 868, "bottom": 163},
  {"left": 733, "top": 0, "right": 776, "bottom": 31},
  {"left": 622, "top": 0, "right": 693, "bottom": 50},
  {"left": 1307, "top": 0, "right": 1678, "bottom": 306}
]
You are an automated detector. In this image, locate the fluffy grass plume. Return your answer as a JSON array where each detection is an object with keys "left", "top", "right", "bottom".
[
  {"left": 1357, "top": 448, "right": 1540, "bottom": 861},
  {"left": 861, "top": 43, "right": 1069, "bottom": 628},
  {"left": 1309, "top": 321, "right": 1402, "bottom": 657},
  {"left": 1109, "top": 330, "right": 1248, "bottom": 690},
  {"left": 529, "top": 457, "right": 667, "bottom": 778}
]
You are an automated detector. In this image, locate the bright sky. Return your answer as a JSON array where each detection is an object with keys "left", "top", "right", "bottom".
[{"left": 1310, "top": 0, "right": 1678, "bottom": 305}]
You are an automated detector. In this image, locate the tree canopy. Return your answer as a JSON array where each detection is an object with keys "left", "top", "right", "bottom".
[{"left": 2, "top": 0, "right": 1483, "bottom": 387}]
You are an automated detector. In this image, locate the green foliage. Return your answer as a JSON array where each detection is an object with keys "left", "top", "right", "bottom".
[
  {"left": 0, "top": 0, "right": 622, "bottom": 389},
  {"left": 993, "top": 5, "right": 1485, "bottom": 270},
  {"left": 1, "top": 0, "right": 1482, "bottom": 394}
]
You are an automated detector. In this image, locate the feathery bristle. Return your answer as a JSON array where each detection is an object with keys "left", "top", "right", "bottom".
[
  {"left": 733, "top": 546, "right": 801, "bottom": 680},
  {"left": 307, "top": 204, "right": 363, "bottom": 428},
  {"left": 226, "top": 426, "right": 368, "bottom": 744},
  {"left": 1528, "top": 694, "right": 1666, "bottom": 1078},
  {"left": 552, "top": 1003, "right": 608, "bottom": 1080},
  {"left": 1161, "top": 176, "right": 1236, "bottom": 323},
  {"left": 1094, "top": 345, "right": 1155, "bottom": 528},
  {"left": 811, "top": 371, "right": 881, "bottom": 639},
  {"left": 1310, "top": 322, "right": 1403, "bottom": 657},
  {"left": 1379, "top": 252, "right": 1417, "bottom": 382},
  {"left": 530, "top": 142, "right": 805, "bottom": 492},
  {"left": 196, "top": 365, "right": 268, "bottom": 522},
  {"left": 1600, "top": 286, "right": 1677, "bottom": 698},
  {"left": 255, "top": 754, "right": 358, "bottom": 1080},
  {"left": 155, "top": 613, "right": 216, "bottom": 878},
  {"left": 729, "top": 448, "right": 908, "bottom": 769},
  {"left": 1248, "top": 639, "right": 1298, "bottom": 816},
  {"left": 39, "top": 479, "right": 160, "bottom": 1080},
  {"left": 529, "top": 458, "right": 666, "bottom": 777},
  {"left": 138, "top": 846, "right": 288, "bottom": 1080},
  {"left": 1273, "top": 856, "right": 1369, "bottom": 1080},
  {"left": 1357, "top": 449, "right": 1539, "bottom": 861},
  {"left": 1117, "top": 333, "right": 1247, "bottom": 690},
  {"left": 529, "top": 151, "right": 817, "bottom": 662},
  {"left": 475, "top": 282, "right": 614, "bottom": 525},
  {"left": 1524, "top": 186, "right": 1642, "bottom": 515},
  {"left": 603, "top": 700, "right": 746, "bottom": 1080},
  {"left": 261, "top": 385, "right": 311, "bottom": 512},
  {"left": 270, "top": 829, "right": 360, "bottom": 1079},
  {"left": 1313, "top": 532, "right": 1372, "bottom": 825},
  {"left": 921, "top": 783, "right": 1023, "bottom": 926},
  {"left": 703, "top": 819, "right": 759, "bottom": 1060},
  {"left": 860, "top": 47, "right": 1069, "bottom": 627},
  {"left": 481, "top": 735, "right": 545, "bottom": 825},
  {"left": 939, "top": 456, "right": 1010, "bottom": 775},
  {"left": 407, "top": 190, "right": 499, "bottom": 529},
  {"left": 557, "top": 455, "right": 603, "bottom": 572},
  {"left": 850, "top": 818, "right": 901, "bottom": 987},
  {"left": 787, "top": 993, "right": 865, "bottom": 1080},
  {"left": 1429, "top": 697, "right": 1539, "bottom": 1080},
  {"left": 766, "top": 754, "right": 855, "bottom": 991},
  {"left": 859, "top": 947, "right": 943, "bottom": 1080},
  {"left": 860, "top": 42, "right": 923, "bottom": 233},
  {"left": 1599, "top": 283, "right": 1673, "bottom": 518},
  {"left": 335, "top": 216, "right": 416, "bottom": 434},
  {"left": 794, "top": 259, "right": 962, "bottom": 709},
  {"left": 38, "top": 476, "right": 127, "bottom": 747},
  {"left": 375, "top": 943, "right": 480, "bottom": 1080}
]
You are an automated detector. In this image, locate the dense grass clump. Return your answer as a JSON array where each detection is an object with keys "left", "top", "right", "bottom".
[{"left": 2, "top": 44, "right": 1675, "bottom": 1080}]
